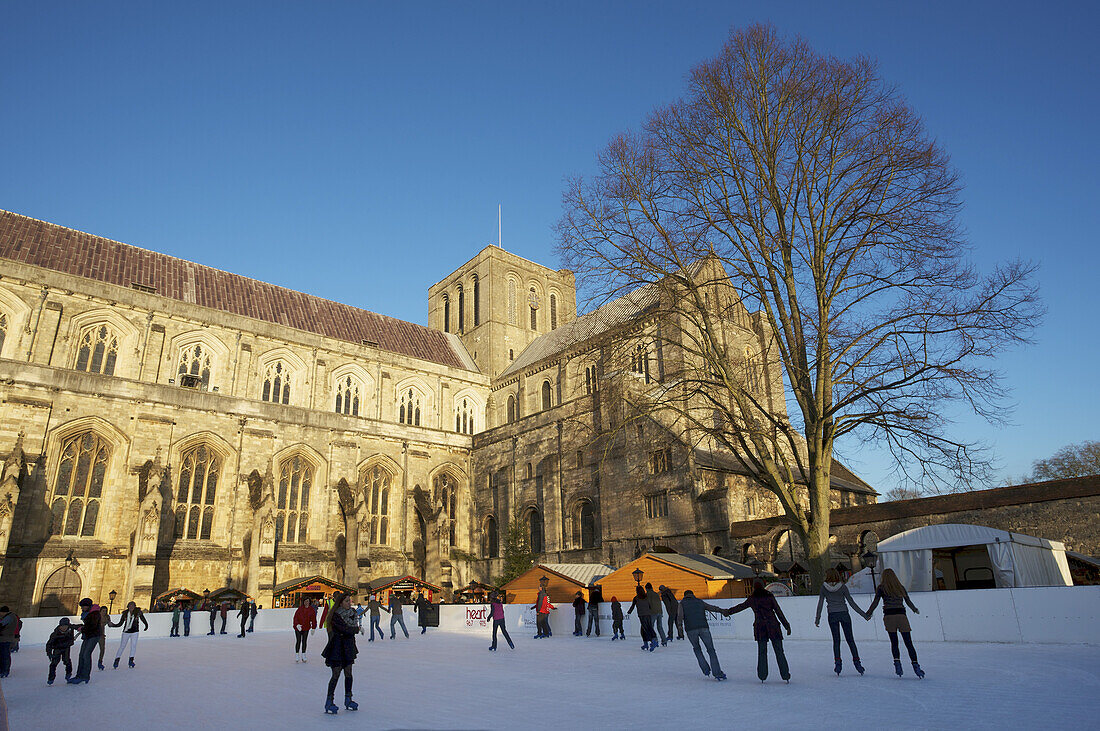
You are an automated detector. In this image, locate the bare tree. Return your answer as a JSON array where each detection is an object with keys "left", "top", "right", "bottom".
[
  {"left": 1031, "top": 440, "right": 1100, "bottom": 481},
  {"left": 557, "top": 25, "right": 1040, "bottom": 586}
]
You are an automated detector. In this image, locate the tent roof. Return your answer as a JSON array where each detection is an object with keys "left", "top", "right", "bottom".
[
  {"left": 877, "top": 523, "right": 1066, "bottom": 553},
  {"left": 540, "top": 563, "right": 614, "bottom": 586}
]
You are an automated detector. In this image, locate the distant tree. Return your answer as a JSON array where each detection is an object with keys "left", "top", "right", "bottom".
[
  {"left": 884, "top": 486, "right": 924, "bottom": 502},
  {"left": 1031, "top": 440, "right": 1100, "bottom": 481},
  {"left": 493, "top": 516, "right": 535, "bottom": 587},
  {"left": 557, "top": 24, "right": 1040, "bottom": 588}
]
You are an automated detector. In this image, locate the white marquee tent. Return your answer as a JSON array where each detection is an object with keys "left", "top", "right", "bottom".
[{"left": 874, "top": 523, "right": 1073, "bottom": 592}]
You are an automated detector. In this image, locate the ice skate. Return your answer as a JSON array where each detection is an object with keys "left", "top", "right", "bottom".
[
  {"left": 834, "top": 658, "right": 842, "bottom": 676},
  {"left": 853, "top": 658, "right": 865, "bottom": 675},
  {"left": 714, "top": 672, "right": 727, "bottom": 681},
  {"left": 912, "top": 662, "right": 925, "bottom": 679},
  {"left": 324, "top": 700, "right": 339, "bottom": 715},
  {"left": 344, "top": 695, "right": 358, "bottom": 711},
  {"left": 112, "top": 658, "right": 119, "bottom": 669},
  {"left": 128, "top": 658, "right": 135, "bottom": 668},
  {"left": 98, "top": 661, "right": 105, "bottom": 670},
  {"left": 894, "top": 659, "right": 904, "bottom": 677}
]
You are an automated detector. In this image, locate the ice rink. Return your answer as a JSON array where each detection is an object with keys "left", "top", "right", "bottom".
[{"left": 3, "top": 628, "right": 1098, "bottom": 729}]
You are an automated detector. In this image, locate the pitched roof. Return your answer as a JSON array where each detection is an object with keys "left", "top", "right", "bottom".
[
  {"left": 649, "top": 552, "right": 771, "bottom": 580},
  {"left": 499, "top": 283, "right": 660, "bottom": 379},
  {"left": 0, "top": 210, "right": 474, "bottom": 371},
  {"left": 540, "top": 563, "right": 614, "bottom": 586}
]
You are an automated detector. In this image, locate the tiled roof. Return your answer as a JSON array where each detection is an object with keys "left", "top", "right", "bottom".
[
  {"left": 540, "top": 563, "right": 614, "bottom": 586},
  {"left": 0, "top": 210, "right": 474, "bottom": 371}
]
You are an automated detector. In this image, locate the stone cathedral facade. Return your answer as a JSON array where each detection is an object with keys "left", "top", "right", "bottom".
[{"left": 0, "top": 210, "right": 874, "bottom": 615}]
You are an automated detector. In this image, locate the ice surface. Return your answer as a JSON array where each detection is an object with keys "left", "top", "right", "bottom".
[{"left": 3, "top": 628, "right": 1098, "bottom": 729}]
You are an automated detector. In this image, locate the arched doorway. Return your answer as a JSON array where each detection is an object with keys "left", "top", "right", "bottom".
[{"left": 40, "top": 567, "right": 82, "bottom": 616}]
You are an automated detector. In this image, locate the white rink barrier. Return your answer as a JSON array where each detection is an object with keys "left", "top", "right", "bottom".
[
  {"left": 14, "top": 586, "right": 1099, "bottom": 646},
  {"left": 437, "top": 586, "right": 1100, "bottom": 646}
]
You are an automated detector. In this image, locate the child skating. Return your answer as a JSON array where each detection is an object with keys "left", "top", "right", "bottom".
[
  {"left": 610, "top": 597, "right": 625, "bottom": 640},
  {"left": 865, "top": 568, "right": 925, "bottom": 678},
  {"left": 45, "top": 617, "right": 75, "bottom": 684}
]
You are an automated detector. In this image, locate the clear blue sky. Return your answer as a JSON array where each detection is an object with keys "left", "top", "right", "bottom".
[{"left": 2, "top": 2, "right": 1097, "bottom": 493}]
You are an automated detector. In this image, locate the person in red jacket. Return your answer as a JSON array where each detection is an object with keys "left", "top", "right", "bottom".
[{"left": 293, "top": 598, "right": 317, "bottom": 663}]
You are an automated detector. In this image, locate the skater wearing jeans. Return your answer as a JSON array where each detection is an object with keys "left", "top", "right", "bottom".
[
  {"left": 661, "top": 586, "right": 684, "bottom": 641},
  {"left": 294, "top": 598, "right": 316, "bottom": 662},
  {"left": 366, "top": 595, "right": 388, "bottom": 641},
  {"left": 865, "top": 568, "right": 925, "bottom": 678},
  {"left": 182, "top": 602, "right": 192, "bottom": 636},
  {"left": 208, "top": 602, "right": 217, "bottom": 635},
  {"left": 68, "top": 599, "right": 101, "bottom": 684},
  {"left": 487, "top": 592, "right": 514, "bottom": 651},
  {"left": 110, "top": 602, "right": 148, "bottom": 668},
  {"left": 170, "top": 604, "right": 181, "bottom": 637},
  {"left": 646, "top": 583, "right": 668, "bottom": 646},
  {"left": 96, "top": 605, "right": 109, "bottom": 670},
  {"left": 677, "top": 590, "right": 727, "bottom": 680},
  {"left": 730, "top": 581, "right": 792, "bottom": 683},
  {"left": 236, "top": 602, "right": 249, "bottom": 637},
  {"left": 586, "top": 584, "right": 603, "bottom": 637},
  {"left": 389, "top": 594, "right": 410, "bottom": 638},
  {"left": 815, "top": 568, "right": 868, "bottom": 676},
  {"left": 610, "top": 597, "right": 625, "bottom": 640},
  {"left": 571, "top": 592, "right": 586, "bottom": 636},
  {"left": 627, "top": 586, "right": 656, "bottom": 651},
  {"left": 45, "top": 617, "right": 76, "bottom": 684},
  {"left": 0, "top": 606, "right": 17, "bottom": 678},
  {"left": 320, "top": 592, "right": 359, "bottom": 714}
]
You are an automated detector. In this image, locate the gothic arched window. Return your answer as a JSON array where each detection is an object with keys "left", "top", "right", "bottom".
[
  {"left": 550, "top": 293, "right": 558, "bottom": 330},
  {"left": 335, "top": 374, "right": 361, "bottom": 416},
  {"left": 472, "top": 275, "right": 480, "bottom": 326},
  {"left": 584, "top": 365, "right": 598, "bottom": 395},
  {"left": 527, "top": 508, "right": 543, "bottom": 554},
  {"left": 434, "top": 472, "right": 458, "bottom": 546},
  {"left": 632, "top": 344, "right": 651, "bottom": 383},
  {"left": 508, "top": 279, "right": 517, "bottom": 325},
  {"left": 442, "top": 294, "right": 451, "bottom": 333},
  {"left": 276, "top": 456, "right": 312, "bottom": 543},
  {"left": 483, "top": 515, "right": 498, "bottom": 558},
  {"left": 364, "top": 465, "right": 391, "bottom": 545},
  {"left": 455, "top": 397, "right": 474, "bottom": 434},
  {"left": 51, "top": 432, "right": 109, "bottom": 537},
  {"left": 177, "top": 343, "right": 212, "bottom": 390},
  {"left": 507, "top": 394, "right": 516, "bottom": 423},
  {"left": 457, "top": 285, "right": 465, "bottom": 334},
  {"left": 541, "top": 380, "right": 552, "bottom": 411},
  {"left": 75, "top": 324, "right": 119, "bottom": 376},
  {"left": 0, "top": 312, "right": 7, "bottom": 355},
  {"left": 176, "top": 444, "right": 220, "bottom": 540},
  {"left": 529, "top": 287, "right": 538, "bottom": 330},
  {"left": 399, "top": 388, "right": 422, "bottom": 426},
  {"left": 574, "top": 500, "right": 596, "bottom": 549},
  {"left": 262, "top": 360, "right": 292, "bottom": 404}
]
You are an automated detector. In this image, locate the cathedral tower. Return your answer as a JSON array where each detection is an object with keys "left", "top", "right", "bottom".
[{"left": 428, "top": 246, "right": 576, "bottom": 380}]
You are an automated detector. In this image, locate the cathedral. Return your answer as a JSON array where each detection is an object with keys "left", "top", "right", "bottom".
[{"left": 0, "top": 209, "right": 874, "bottom": 615}]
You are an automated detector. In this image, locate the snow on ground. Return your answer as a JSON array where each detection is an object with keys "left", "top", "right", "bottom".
[{"left": 3, "top": 628, "right": 1098, "bottom": 729}]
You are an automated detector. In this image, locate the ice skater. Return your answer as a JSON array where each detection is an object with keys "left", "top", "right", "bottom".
[
  {"left": 46, "top": 617, "right": 76, "bottom": 684},
  {"left": 532, "top": 583, "right": 555, "bottom": 639},
  {"left": 320, "top": 592, "right": 359, "bottom": 714},
  {"left": 0, "top": 605, "right": 17, "bottom": 678},
  {"left": 207, "top": 601, "right": 217, "bottom": 635},
  {"left": 219, "top": 601, "right": 229, "bottom": 634},
  {"left": 571, "top": 592, "right": 586, "bottom": 636},
  {"left": 814, "top": 568, "right": 867, "bottom": 675},
  {"left": 487, "top": 591, "right": 514, "bottom": 651},
  {"left": 645, "top": 583, "right": 668, "bottom": 646},
  {"left": 236, "top": 602, "right": 249, "bottom": 637},
  {"left": 414, "top": 592, "right": 432, "bottom": 635},
  {"left": 389, "top": 593, "right": 410, "bottom": 639},
  {"left": 677, "top": 590, "right": 727, "bottom": 680},
  {"left": 96, "top": 605, "right": 109, "bottom": 670},
  {"left": 610, "top": 597, "right": 625, "bottom": 640},
  {"left": 586, "top": 583, "right": 603, "bottom": 637},
  {"left": 729, "top": 580, "right": 792, "bottom": 683},
  {"left": 68, "top": 598, "right": 101, "bottom": 684},
  {"left": 864, "top": 568, "right": 925, "bottom": 678},
  {"left": 366, "top": 595, "right": 387, "bottom": 641},
  {"left": 248, "top": 601, "right": 258, "bottom": 632},
  {"left": 627, "top": 585, "right": 657, "bottom": 651},
  {"left": 110, "top": 601, "right": 148, "bottom": 668},
  {"left": 170, "top": 603, "right": 181, "bottom": 637},
  {"left": 182, "top": 602, "right": 192, "bottom": 637},
  {"left": 661, "top": 585, "right": 684, "bottom": 641},
  {"left": 294, "top": 597, "right": 316, "bottom": 662}
]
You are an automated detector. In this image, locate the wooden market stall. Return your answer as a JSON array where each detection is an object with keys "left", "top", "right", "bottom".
[
  {"left": 273, "top": 575, "right": 355, "bottom": 609},
  {"left": 452, "top": 580, "right": 499, "bottom": 603},
  {"left": 207, "top": 587, "right": 250, "bottom": 609},
  {"left": 154, "top": 588, "right": 203, "bottom": 607},
  {"left": 598, "top": 553, "right": 773, "bottom": 602},
  {"left": 367, "top": 575, "right": 443, "bottom": 604},
  {"left": 501, "top": 563, "right": 613, "bottom": 605}
]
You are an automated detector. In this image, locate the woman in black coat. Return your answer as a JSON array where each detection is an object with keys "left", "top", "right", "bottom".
[
  {"left": 729, "top": 581, "right": 792, "bottom": 683},
  {"left": 321, "top": 592, "right": 359, "bottom": 714},
  {"left": 414, "top": 593, "right": 432, "bottom": 635}
]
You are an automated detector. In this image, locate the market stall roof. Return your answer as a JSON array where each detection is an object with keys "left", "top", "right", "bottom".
[
  {"left": 273, "top": 575, "right": 354, "bottom": 596},
  {"left": 454, "top": 580, "right": 499, "bottom": 595},
  {"left": 540, "top": 563, "right": 614, "bottom": 586},
  {"left": 368, "top": 575, "right": 443, "bottom": 594},
  {"left": 155, "top": 587, "right": 203, "bottom": 603},
  {"left": 655, "top": 553, "right": 774, "bottom": 580},
  {"left": 208, "top": 587, "right": 249, "bottom": 602}
]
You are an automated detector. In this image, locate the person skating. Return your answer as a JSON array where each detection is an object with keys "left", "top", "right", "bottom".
[
  {"left": 865, "top": 568, "right": 925, "bottom": 678},
  {"left": 814, "top": 568, "right": 868, "bottom": 675},
  {"left": 182, "top": 602, "right": 192, "bottom": 637},
  {"left": 68, "top": 598, "right": 101, "bottom": 684},
  {"left": 487, "top": 591, "right": 514, "bottom": 651},
  {"left": 610, "top": 597, "right": 625, "bottom": 640},
  {"left": 571, "top": 592, "right": 586, "bottom": 636},
  {"left": 0, "top": 605, "right": 17, "bottom": 678},
  {"left": 248, "top": 601, "right": 258, "bottom": 632},
  {"left": 320, "top": 595, "right": 335, "bottom": 637},
  {"left": 219, "top": 601, "right": 229, "bottom": 634},
  {"left": 170, "top": 603, "right": 181, "bottom": 637},
  {"left": 729, "top": 580, "right": 792, "bottom": 683},
  {"left": 109, "top": 601, "right": 148, "bottom": 668},
  {"left": 660, "top": 586, "right": 684, "bottom": 641},
  {"left": 354, "top": 602, "right": 367, "bottom": 635},
  {"left": 96, "top": 605, "right": 109, "bottom": 670},
  {"left": 45, "top": 617, "right": 76, "bottom": 684},
  {"left": 627, "top": 585, "right": 656, "bottom": 651},
  {"left": 366, "top": 595, "right": 387, "bottom": 641},
  {"left": 677, "top": 590, "right": 728, "bottom": 680},
  {"left": 320, "top": 592, "right": 360, "bottom": 714},
  {"left": 236, "top": 602, "right": 249, "bottom": 638},
  {"left": 388, "top": 594, "right": 410, "bottom": 639},
  {"left": 645, "top": 583, "right": 668, "bottom": 646},
  {"left": 207, "top": 600, "right": 217, "bottom": 635},
  {"left": 293, "top": 597, "right": 317, "bottom": 662},
  {"left": 414, "top": 593, "right": 432, "bottom": 635},
  {"left": 531, "top": 584, "right": 555, "bottom": 639},
  {"left": 586, "top": 583, "right": 603, "bottom": 637}
]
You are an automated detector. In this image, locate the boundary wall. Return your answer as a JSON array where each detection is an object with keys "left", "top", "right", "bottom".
[{"left": 14, "top": 587, "right": 1099, "bottom": 646}]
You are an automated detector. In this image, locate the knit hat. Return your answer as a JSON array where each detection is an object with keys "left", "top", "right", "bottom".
[{"left": 58, "top": 617, "right": 71, "bottom": 625}]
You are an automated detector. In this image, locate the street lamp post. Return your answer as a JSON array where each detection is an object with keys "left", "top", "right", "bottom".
[
  {"left": 108, "top": 589, "right": 117, "bottom": 613},
  {"left": 862, "top": 550, "right": 878, "bottom": 591},
  {"left": 632, "top": 568, "right": 644, "bottom": 586}
]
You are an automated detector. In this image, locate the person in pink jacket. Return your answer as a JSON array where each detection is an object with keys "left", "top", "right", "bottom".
[{"left": 487, "top": 592, "right": 514, "bottom": 651}]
